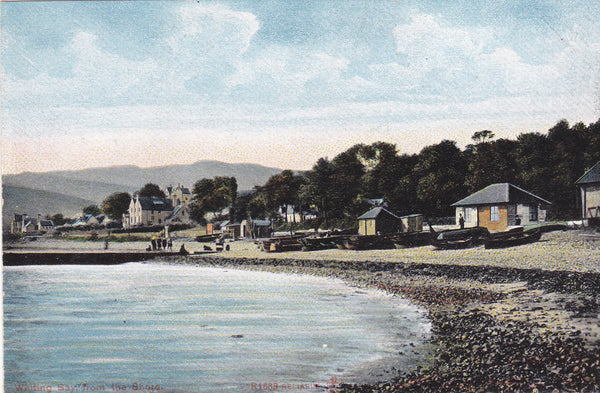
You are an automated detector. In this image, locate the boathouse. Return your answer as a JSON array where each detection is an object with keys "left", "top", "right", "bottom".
[
  {"left": 452, "top": 183, "right": 551, "bottom": 232},
  {"left": 357, "top": 207, "right": 402, "bottom": 236},
  {"left": 575, "top": 162, "right": 600, "bottom": 225}
]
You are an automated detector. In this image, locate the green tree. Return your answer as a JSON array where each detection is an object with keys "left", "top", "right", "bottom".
[
  {"left": 83, "top": 205, "right": 101, "bottom": 216},
  {"left": 466, "top": 133, "right": 518, "bottom": 193},
  {"left": 414, "top": 140, "right": 467, "bottom": 217},
  {"left": 547, "top": 120, "right": 586, "bottom": 218},
  {"left": 191, "top": 176, "right": 238, "bottom": 223},
  {"left": 138, "top": 183, "right": 166, "bottom": 199},
  {"left": 329, "top": 145, "right": 366, "bottom": 225},
  {"left": 51, "top": 213, "right": 66, "bottom": 226},
  {"left": 102, "top": 192, "right": 132, "bottom": 220},
  {"left": 262, "top": 170, "right": 305, "bottom": 223},
  {"left": 302, "top": 158, "right": 334, "bottom": 226}
]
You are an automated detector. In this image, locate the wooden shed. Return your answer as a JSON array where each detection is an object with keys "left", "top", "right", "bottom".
[
  {"left": 575, "top": 162, "right": 600, "bottom": 224},
  {"left": 357, "top": 207, "right": 402, "bottom": 236}
]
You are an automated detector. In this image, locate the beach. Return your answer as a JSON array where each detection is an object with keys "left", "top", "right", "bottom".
[{"left": 4, "top": 229, "right": 600, "bottom": 392}]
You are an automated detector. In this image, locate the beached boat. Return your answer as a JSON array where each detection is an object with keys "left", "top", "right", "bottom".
[
  {"left": 391, "top": 231, "right": 434, "bottom": 249},
  {"left": 432, "top": 227, "right": 490, "bottom": 250},
  {"left": 484, "top": 228, "right": 542, "bottom": 249},
  {"left": 195, "top": 234, "right": 219, "bottom": 242},
  {"left": 300, "top": 235, "right": 349, "bottom": 251},
  {"left": 260, "top": 236, "right": 303, "bottom": 252},
  {"left": 343, "top": 235, "right": 396, "bottom": 250}
]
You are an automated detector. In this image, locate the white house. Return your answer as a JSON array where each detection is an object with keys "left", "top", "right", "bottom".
[{"left": 122, "top": 195, "right": 174, "bottom": 229}]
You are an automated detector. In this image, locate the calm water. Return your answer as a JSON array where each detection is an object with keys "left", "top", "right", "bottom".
[{"left": 4, "top": 263, "right": 430, "bottom": 393}]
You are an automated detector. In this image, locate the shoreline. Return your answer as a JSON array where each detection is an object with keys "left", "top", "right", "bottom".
[
  {"left": 4, "top": 230, "right": 600, "bottom": 392},
  {"left": 163, "top": 254, "right": 600, "bottom": 393}
]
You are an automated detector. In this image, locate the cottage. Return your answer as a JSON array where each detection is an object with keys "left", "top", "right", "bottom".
[
  {"left": 122, "top": 195, "right": 174, "bottom": 229},
  {"left": 357, "top": 207, "right": 402, "bottom": 236},
  {"left": 575, "top": 162, "right": 600, "bottom": 223},
  {"left": 452, "top": 183, "right": 551, "bottom": 232}
]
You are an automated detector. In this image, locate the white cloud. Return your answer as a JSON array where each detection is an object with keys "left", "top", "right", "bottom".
[{"left": 393, "top": 14, "right": 483, "bottom": 72}]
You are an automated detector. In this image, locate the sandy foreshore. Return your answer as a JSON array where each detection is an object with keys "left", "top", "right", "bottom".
[{"left": 4, "top": 230, "right": 600, "bottom": 392}]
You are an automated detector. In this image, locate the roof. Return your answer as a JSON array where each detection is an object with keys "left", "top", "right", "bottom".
[
  {"left": 452, "top": 183, "right": 551, "bottom": 207},
  {"left": 357, "top": 206, "right": 401, "bottom": 220},
  {"left": 137, "top": 196, "right": 173, "bottom": 212},
  {"left": 576, "top": 162, "right": 600, "bottom": 185},
  {"left": 39, "top": 220, "right": 54, "bottom": 227}
]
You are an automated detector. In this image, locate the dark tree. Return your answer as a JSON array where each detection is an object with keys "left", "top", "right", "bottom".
[
  {"left": 51, "top": 213, "right": 66, "bottom": 226},
  {"left": 414, "top": 140, "right": 467, "bottom": 217},
  {"left": 138, "top": 183, "right": 166, "bottom": 199},
  {"left": 102, "top": 192, "right": 132, "bottom": 220},
  {"left": 83, "top": 205, "right": 102, "bottom": 216}
]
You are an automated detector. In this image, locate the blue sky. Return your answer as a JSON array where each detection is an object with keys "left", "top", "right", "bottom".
[{"left": 2, "top": 0, "right": 599, "bottom": 174}]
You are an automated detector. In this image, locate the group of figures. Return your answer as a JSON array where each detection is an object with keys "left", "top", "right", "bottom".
[{"left": 147, "top": 237, "right": 173, "bottom": 252}]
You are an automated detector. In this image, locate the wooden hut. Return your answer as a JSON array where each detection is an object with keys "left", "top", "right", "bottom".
[
  {"left": 357, "top": 207, "right": 402, "bottom": 236},
  {"left": 575, "top": 162, "right": 600, "bottom": 224}
]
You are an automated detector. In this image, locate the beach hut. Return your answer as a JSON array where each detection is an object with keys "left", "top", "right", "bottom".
[
  {"left": 575, "top": 162, "right": 600, "bottom": 225},
  {"left": 452, "top": 183, "right": 551, "bottom": 232},
  {"left": 400, "top": 214, "right": 423, "bottom": 233},
  {"left": 357, "top": 207, "right": 402, "bottom": 236}
]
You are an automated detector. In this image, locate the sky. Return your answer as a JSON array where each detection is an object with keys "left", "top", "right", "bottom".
[{"left": 2, "top": 0, "right": 600, "bottom": 174}]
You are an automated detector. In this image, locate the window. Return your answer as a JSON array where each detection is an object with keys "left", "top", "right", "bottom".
[
  {"left": 463, "top": 208, "right": 470, "bottom": 222},
  {"left": 490, "top": 206, "right": 499, "bottom": 222},
  {"left": 529, "top": 204, "right": 538, "bottom": 221}
]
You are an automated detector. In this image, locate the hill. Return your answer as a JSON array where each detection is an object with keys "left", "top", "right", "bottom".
[
  {"left": 2, "top": 172, "right": 138, "bottom": 204},
  {"left": 2, "top": 185, "right": 96, "bottom": 229},
  {"left": 46, "top": 160, "right": 282, "bottom": 191},
  {"left": 2, "top": 161, "right": 282, "bottom": 229}
]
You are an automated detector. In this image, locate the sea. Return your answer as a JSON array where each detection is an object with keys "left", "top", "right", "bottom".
[{"left": 3, "top": 262, "right": 431, "bottom": 393}]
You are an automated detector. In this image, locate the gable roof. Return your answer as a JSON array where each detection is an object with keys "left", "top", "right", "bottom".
[
  {"left": 137, "top": 196, "right": 173, "bottom": 212},
  {"left": 452, "top": 183, "right": 551, "bottom": 207},
  {"left": 576, "top": 162, "right": 600, "bottom": 185},
  {"left": 357, "top": 206, "right": 401, "bottom": 220}
]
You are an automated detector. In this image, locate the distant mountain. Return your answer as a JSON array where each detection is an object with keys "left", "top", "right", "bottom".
[
  {"left": 2, "top": 161, "right": 282, "bottom": 229},
  {"left": 2, "top": 172, "right": 138, "bottom": 204},
  {"left": 22, "top": 160, "right": 282, "bottom": 191},
  {"left": 2, "top": 185, "right": 96, "bottom": 229}
]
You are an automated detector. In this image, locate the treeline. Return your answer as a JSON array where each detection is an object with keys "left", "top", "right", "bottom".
[{"left": 228, "top": 119, "right": 599, "bottom": 227}]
